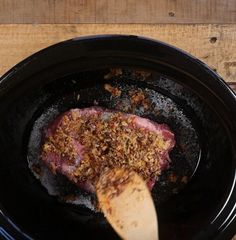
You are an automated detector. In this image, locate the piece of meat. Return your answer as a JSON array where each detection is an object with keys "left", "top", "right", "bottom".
[{"left": 41, "top": 107, "right": 175, "bottom": 193}]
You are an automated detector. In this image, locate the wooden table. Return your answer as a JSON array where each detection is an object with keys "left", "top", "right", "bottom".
[
  {"left": 0, "top": 1, "right": 235, "bottom": 239},
  {"left": 0, "top": 24, "right": 235, "bottom": 92},
  {"left": 0, "top": 1, "right": 235, "bottom": 90}
]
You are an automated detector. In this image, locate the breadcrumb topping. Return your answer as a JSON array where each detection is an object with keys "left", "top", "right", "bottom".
[
  {"left": 42, "top": 110, "right": 172, "bottom": 185},
  {"left": 97, "top": 168, "right": 135, "bottom": 200},
  {"left": 104, "top": 84, "right": 121, "bottom": 97}
]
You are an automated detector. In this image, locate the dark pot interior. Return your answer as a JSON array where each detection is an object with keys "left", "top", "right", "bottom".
[{"left": 0, "top": 35, "right": 235, "bottom": 240}]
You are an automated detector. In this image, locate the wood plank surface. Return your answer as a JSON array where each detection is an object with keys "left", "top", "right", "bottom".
[
  {"left": 0, "top": 24, "right": 235, "bottom": 83},
  {"left": 0, "top": 0, "right": 236, "bottom": 24}
]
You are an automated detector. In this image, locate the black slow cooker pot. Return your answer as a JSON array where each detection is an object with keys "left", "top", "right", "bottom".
[{"left": 0, "top": 35, "right": 235, "bottom": 240}]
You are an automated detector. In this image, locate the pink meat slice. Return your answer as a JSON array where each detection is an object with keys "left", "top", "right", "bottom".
[{"left": 41, "top": 107, "right": 175, "bottom": 193}]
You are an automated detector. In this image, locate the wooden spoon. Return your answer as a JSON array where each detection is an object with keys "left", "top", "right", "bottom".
[{"left": 96, "top": 168, "right": 158, "bottom": 240}]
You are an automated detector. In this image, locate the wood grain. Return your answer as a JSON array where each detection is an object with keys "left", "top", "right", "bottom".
[
  {"left": 0, "top": 24, "right": 235, "bottom": 83},
  {"left": 0, "top": 0, "right": 236, "bottom": 24}
]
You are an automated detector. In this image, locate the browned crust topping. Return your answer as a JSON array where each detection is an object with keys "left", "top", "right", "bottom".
[
  {"left": 97, "top": 168, "right": 135, "bottom": 200},
  {"left": 129, "top": 90, "right": 150, "bottom": 110},
  {"left": 42, "top": 111, "right": 171, "bottom": 184},
  {"left": 104, "top": 84, "right": 122, "bottom": 97}
]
